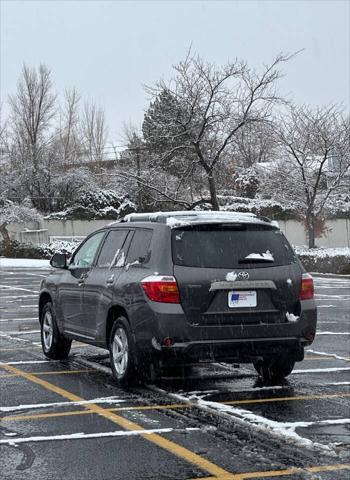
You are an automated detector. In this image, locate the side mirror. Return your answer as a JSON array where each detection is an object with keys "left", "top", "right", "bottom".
[{"left": 50, "top": 253, "right": 67, "bottom": 269}]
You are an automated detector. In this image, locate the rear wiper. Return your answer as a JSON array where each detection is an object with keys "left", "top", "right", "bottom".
[{"left": 238, "top": 257, "right": 274, "bottom": 264}]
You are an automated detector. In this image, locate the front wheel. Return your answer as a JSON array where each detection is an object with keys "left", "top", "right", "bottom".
[
  {"left": 253, "top": 356, "right": 295, "bottom": 382},
  {"left": 40, "top": 302, "right": 71, "bottom": 360}
]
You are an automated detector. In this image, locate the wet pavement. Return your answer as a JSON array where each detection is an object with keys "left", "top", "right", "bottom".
[{"left": 0, "top": 268, "right": 349, "bottom": 479}]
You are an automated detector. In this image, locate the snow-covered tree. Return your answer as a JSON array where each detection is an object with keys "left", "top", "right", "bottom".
[
  {"left": 143, "top": 51, "right": 291, "bottom": 210},
  {"left": 0, "top": 199, "right": 41, "bottom": 243},
  {"left": 264, "top": 105, "right": 350, "bottom": 247}
]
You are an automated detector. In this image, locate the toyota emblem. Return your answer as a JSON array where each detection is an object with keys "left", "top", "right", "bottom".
[{"left": 238, "top": 271, "right": 249, "bottom": 280}]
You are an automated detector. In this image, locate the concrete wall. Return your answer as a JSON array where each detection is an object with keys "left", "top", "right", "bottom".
[
  {"left": 278, "top": 219, "right": 349, "bottom": 248},
  {"left": 5, "top": 217, "right": 350, "bottom": 248}
]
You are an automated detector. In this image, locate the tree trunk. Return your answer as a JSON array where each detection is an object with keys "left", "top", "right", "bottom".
[
  {"left": 306, "top": 215, "right": 316, "bottom": 249},
  {"left": 0, "top": 223, "right": 11, "bottom": 243},
  {"left": 136, "top": 149, "right": 143, "bottom": 212},
  {"left": 207, "top": 172, "right": 220, "bottom": 211}
]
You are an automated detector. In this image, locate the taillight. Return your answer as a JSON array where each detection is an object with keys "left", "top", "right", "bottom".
[
  {"left": 141, "top": 275, "right": 180, "bottom": 303},
  {"left": 299, "top": 273, "right": 314, "bottom": 300}
]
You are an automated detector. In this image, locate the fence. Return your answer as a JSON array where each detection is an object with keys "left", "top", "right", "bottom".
[{"left": 5, "top": 217, "right": 350, "bottom": 248}]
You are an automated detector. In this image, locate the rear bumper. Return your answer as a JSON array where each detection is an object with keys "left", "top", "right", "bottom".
[
  {"left": 159, "top": 337, "right": 306, "bottom": 364},
  {"left": 134, "top": 299, "right": 317, "bottom": 363}
]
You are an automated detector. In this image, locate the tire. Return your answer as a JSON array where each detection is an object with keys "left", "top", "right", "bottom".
[
  {"left": 109, "top": 316, "right": 139, "bottom": 386},
  {"left": 253, "top": 356, "right": 295, "bottom": 382},
  {"left": 40, "top": 302, "right": 72, "bottom": 360}
]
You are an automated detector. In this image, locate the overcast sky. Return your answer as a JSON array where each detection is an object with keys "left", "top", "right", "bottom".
[{"left": 1, "top": 0, "right": 349, "bottom": 143}]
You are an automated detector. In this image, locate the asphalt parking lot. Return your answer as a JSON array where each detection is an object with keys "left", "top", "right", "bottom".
[{"left": 0, "top": 268, "right": 349, "bottom": 480}]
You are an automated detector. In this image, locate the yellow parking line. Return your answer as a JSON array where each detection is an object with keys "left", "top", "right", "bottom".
[
  {"left": 0, "top": 369, "right": 95, "bottom": 378},
  {"left": 2, "top": 392, "right": 349, "bottom": 423},
  {"left": 188, "top": 463, "right": 350, "bottom": 479},
  {"left": 0, "top": 364, "right": 229, "bottom": 478},
  {"left": 2, "top": 404, "right": 188, "bottom": 422}
]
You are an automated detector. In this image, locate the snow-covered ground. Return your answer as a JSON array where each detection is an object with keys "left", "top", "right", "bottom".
[{"left": 0, "top": 258, "right": 50, "bottom": 268}]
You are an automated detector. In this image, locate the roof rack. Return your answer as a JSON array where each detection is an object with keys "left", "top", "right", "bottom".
[
  {"left": 121, "top": 210, "right": 278, "bottom": 228},
  {"left": 123, "top": 211, "right": 256, "bottom": 223}
]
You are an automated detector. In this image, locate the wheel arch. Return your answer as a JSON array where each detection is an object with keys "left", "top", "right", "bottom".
[
  {"left": 105, "top": 305, "right": 130, "bottom": 347},
  {"left": 39, "top": 291, "right": 52, "bottom": 322}
]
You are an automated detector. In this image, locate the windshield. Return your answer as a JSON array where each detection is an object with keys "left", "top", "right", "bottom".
[{"left": 172, "top": 224, "right": 296, "bottom": 269}]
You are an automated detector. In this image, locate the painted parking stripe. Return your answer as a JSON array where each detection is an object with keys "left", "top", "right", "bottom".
[
  {"left": 0, "top": 396, "right": 128, "bottom": 413},
  {"left": 317, "top": 331, "right": 350, "bottom": 335},
  {"left": 0, "top": 369, "right": 95, "bottom": 378},
  {"left": 0, "top": 318, "right": 38, "bottom": 322},
  {"left": 292, "top": 367, "right": 350, "bottom": 374},
  {"left": 3, "top": 392, "right": 350, "bottom": 423},
  {"left": 0, "top": 426, "right": 216, "bottom": 445},
  {"left": 0, "top": 286, "right": 37, "bottom": 293},
  {"left": 0, "top": 330, "right": 40, "bottom": 335},
  {"left": 306, "top": 349, "right": 350, "bottom": 361},
  {"left": 0, "top": 364, "right": 230, "bottom": 478}
]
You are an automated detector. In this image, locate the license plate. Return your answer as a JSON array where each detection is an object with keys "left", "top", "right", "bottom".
[{"left": 228, "top": 290, "right": 257, "bottom": 308}]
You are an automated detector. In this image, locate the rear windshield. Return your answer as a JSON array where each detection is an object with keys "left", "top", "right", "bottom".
[{"left": 172, "top": 224, "right": 296, "bottom": 269}]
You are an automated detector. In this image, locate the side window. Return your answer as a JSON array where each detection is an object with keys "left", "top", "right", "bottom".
[
  {"left": 70, "top": 231, "right": 105, "bottom": 268},
  {"left": 96, "top": 230, "right": 129, "bottom": 268},
  {"left": 127, "top": 229, "right": 153, "bottom": 265}
]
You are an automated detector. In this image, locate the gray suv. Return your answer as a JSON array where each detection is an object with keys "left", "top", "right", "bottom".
[{"left": 39, "top": 211, "right": 317, "bottom": 384}]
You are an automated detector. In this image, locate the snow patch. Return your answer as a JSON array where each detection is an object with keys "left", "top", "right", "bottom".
[
  {"left": 244, "top": 250, "right": 274, "bottom": 262},
  {"left": 286, "top": 312, "right": 299, "bottom": 323},
  {"left": 0, "top": 258, "right": 50, "bottom": 268},
  {"left": 225, "top": 271, "right": 237, "bottom": 282}
]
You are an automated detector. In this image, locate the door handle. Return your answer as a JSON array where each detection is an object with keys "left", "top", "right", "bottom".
[
  {"left": 106, "top": 274, "right": 115, "bottom": 285},
  {"left": 78, "top": 273, "right": 88, "bottom": 286}
]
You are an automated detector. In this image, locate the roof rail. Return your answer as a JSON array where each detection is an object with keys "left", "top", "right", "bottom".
[
  {"left": 121, "top": 210, "right": 273, "bottom": 226},
  {"left": 124, "top": 211, "right": 257, "bottom": 222}
]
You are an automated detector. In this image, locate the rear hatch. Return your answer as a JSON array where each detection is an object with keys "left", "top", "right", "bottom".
[{"left": 172, "top": 223, "right": 301, "bottom": 326}]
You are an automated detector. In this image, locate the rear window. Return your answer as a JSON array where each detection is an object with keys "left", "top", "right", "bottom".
[{"left": 172, "top": 225, "right": 296, "bottom": 269}]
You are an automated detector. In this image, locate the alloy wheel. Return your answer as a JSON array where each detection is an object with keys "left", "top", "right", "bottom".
[
  {"left": 42, "top": 311, "right": 53, "bottom": 350},
  {"left": 112, "top": 327, "right": 129, "bottom": 376}
]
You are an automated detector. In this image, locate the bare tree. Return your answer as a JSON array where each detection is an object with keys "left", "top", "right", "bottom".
[
  {"left": 268, "top": 104, "right": 350, "bottom": 248},
  {"left": 9, "top": 64, "right": 56, "bottom": 171},
  {"left": 59, "top": 87, "right": 82, "bottom": 164},
  {"left": 81, "top": 101, "right": 107, "bottom": 164},
  {"left": 231, "top": 121, "right": 277, "bottom": 168},
  {"left": 143, "top": 51, "right": 292, "bottom": 210},
  {"left": 7, "top": 64, "right": 57, "bottom": 211},
  {"left": 121, "top": 123, "right": 146, "bottom": 210}
]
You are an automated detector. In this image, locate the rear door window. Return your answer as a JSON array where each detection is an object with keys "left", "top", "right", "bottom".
[
  {"left": 126, "top": 229, "right": 153, "bottom": 265},
  {"left": 96, "top": 229, "right": 129, "bottom": 268},
  {"left": 172, "top": 225, "right": 296, "bottom": 269}
]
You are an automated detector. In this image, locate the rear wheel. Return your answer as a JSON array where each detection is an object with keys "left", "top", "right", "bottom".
[
  {"left": 253, "top": 356, "right": 295, "bottom": 381},
  {"left": 40, "top": 303, "right": 71, "bottom": 360},
  {"left": 109, "top": 316, "right": 140, "bottom": 386}
]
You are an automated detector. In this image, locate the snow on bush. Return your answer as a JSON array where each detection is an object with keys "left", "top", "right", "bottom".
[
  {"left": 46, "top": 193, "right": 137, "bottom": 221},
  {"left": 218, "top": 195, "right": 298, "bottom": 219},
  {"left": 233, "top": 167, "right": 259, "bottom": 198},
  {"left": 294, "top": 246, "right": 350, "bottom": 259},
  {"left": 294, "top": 246, "right": 350, "bottom": 274},
  {"left": 39, "top": 239, "right": 81, "bottom": 257}
]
